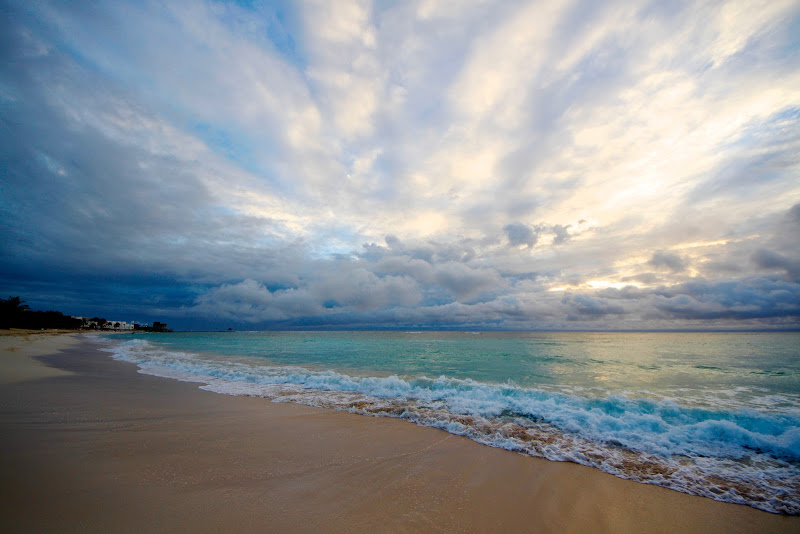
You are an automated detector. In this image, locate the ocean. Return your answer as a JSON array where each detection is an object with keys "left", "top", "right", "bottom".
[{"left": 98, "top": 330, "right": 800, "bottom": 514}]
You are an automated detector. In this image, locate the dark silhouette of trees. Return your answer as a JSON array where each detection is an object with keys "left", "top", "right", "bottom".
[
  {"left": 0, "top": 296, "right": 83, "bottom": 330},
  {"left": 1, "top": 296, "right": 29, "bottom": 314},
  {"left": 1, "top": 296, "right": 31, "bottom": 328}
]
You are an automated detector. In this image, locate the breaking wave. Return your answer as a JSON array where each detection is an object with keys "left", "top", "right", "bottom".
[{"left": 103, "top": 338, "right": 800, "bottom": 514}]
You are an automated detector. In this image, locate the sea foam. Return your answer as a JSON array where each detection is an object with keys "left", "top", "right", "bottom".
[{"left": 103, "top": 337, "right": 800, "bottom": 514}]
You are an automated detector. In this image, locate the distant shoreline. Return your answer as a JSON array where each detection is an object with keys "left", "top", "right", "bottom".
[{"left": 5, "top": 326, "right": 799, "bottom": 336}]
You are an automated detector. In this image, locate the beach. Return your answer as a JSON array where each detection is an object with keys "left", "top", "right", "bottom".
[{"left": 1, "top": 333, "right": 798, "bottom": 533}]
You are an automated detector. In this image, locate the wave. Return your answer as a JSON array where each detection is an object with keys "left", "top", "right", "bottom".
[{"left": 102, "top": 338, "right": 800, "bottom": 514}]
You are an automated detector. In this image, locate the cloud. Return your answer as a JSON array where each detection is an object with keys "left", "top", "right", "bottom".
[
  {"left": 551, "top": 224, "right": 572, "bottom": 245},
  {"left": 311, "top": 268, "right": 421, "bottom": 311},
  {"left": 652, "top": 278, "right": 800, "bottom": 321},
  {"left": 789, "top": 203, "right": 800, "bottom": 224},
  {"left": 562, "top": 293, "right": 625, "bottom": 319},
  {"left": 504, "top": 223, "right": 539, "bottom": 248},
  {"left": 649, "top": 251, "right": 689, "bottom": 273},
  {"left": 190, "top": 280, "right": 322, "bottom": 323},
  {"left": 752, "top": 249, "right": 800, "bottom": 282},
  {"left": 1, "top": 0, "right": 799, "bottom": 330},
  {"left": 432, "top": 262, "right": 505, "bottom": 302}
]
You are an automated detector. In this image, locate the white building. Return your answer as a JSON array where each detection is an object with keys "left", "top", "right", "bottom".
[{"left": 71, "top": 317, "right": 135, "bottom": 330}]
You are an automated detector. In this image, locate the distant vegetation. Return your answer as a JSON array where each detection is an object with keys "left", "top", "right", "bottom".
[{"left": 0, "top": 296, "right": 84, "bottom": 330}]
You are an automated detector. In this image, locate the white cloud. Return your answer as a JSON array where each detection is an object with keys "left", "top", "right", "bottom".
[{"left": 4, "top": 0, "right": 800, "bottom": 328}]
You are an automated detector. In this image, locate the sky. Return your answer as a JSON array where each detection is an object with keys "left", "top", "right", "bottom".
[{"left": 1, "top": 0, "right": 799, "bottom": 331}]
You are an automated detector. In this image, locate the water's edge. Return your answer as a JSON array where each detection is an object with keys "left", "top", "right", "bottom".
[{"left": 98, "top": 336, "right": 800, "bottom": 515}]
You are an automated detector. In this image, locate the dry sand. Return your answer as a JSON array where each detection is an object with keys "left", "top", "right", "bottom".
[
  {"left": 0, "top": 329, "right": 82, "bottom": 384},
  {"left": 1, "top": 332, "right": 798, "bottom": 533}
]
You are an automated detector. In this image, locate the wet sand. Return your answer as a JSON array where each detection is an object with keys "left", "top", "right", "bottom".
[{"left": 1, "top": 333, "right": 798, "bottom": 533}]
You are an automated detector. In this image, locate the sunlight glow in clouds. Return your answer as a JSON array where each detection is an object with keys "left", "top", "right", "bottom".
[{"left": 1, "top": 0, "right": 799, "bottom": 329}]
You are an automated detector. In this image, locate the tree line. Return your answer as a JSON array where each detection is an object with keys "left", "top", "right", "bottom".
[{"left": 0, "top": 296, "right": 91, "bottom": 330}]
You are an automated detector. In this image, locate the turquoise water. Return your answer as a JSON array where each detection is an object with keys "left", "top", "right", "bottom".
[{"left": 101, "top": 330, "right": 800, "bottom": 514}]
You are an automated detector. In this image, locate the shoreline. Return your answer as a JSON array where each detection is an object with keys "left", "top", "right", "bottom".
[{"left": 1, "top": 333, "right": 798, "bottom": 532}]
